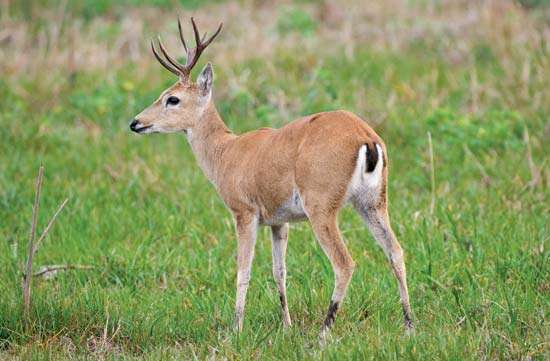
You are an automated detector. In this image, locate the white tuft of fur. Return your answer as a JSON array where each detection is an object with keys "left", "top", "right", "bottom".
[
  {"left": 364, "top": 144, "right": 384, "bottom": 188},
  {"left": 346, "top": 144, "right": 384, "bottom": 205},
  {"left": 186, "top": 129, "right": 193, "bottom": 142},
  {"left": 347, "top": 145, "right": 367, "bottom": 196}
]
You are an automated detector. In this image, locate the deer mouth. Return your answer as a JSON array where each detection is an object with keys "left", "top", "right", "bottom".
[{"left": 134, "top": 125, "right": 153, "bottom": 134}]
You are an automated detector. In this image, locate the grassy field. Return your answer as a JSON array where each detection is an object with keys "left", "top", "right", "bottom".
[{"left": 0, "top": 0, "right": 549, "bottom": 359}]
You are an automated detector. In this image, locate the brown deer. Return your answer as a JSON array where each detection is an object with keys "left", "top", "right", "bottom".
[{"left": 130, "top": 18, "right": 413, "bottom": 335}]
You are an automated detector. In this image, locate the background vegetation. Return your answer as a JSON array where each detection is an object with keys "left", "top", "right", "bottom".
[{"left": 0, "top": 0, "right": 548, "bottom": 359}]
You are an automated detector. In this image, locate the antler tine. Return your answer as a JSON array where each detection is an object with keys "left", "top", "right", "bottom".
[
  {"left": 191, "top": 17, "right": 202, "bottom": 50},
  {"left": 184, "top": 18, "right": 223, "bottom": 71},
  {"left": 151, "top": 40, "right": 180, "bottom": 76},
  {"left": 177, "top": 17, "right": 188, "bottom": 52},
  {"left": 157, "top": 36, "right": 185, "bottom": 73},
  {"left": 202, "top": 23, "right": 223, "bottom": 48},
  {"left": 182, "top": 17, "right": 205, "bottom": 71}
]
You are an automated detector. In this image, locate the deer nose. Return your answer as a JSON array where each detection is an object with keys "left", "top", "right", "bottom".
[{"left": 130, "top": 119, "right": 139, "bottom": 132}]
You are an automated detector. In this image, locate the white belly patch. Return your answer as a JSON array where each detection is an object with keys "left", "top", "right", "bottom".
[{"left": 263, "top": 189, "right": 307, "bottom": 225}]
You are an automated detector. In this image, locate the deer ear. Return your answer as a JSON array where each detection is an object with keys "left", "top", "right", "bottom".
[{"left": 197, "top": 62, "right": 213, "bottom": 98}]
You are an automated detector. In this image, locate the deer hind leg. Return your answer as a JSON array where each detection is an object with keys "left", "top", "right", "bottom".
[
  {"left": 310, "top": 212, "right": 355, "bottom": 333},
  {"left": 351, "top": 143, "right": 413, "bottom": 331},
  {"left": 294, "top": 136, "right": 361, "bottom": 334},
  {"left": 233, "top": 211, "right": 259, "bottom": 332},
  {"left": 354, "top": 202, "right": 413, "bottom": 331},
  {"left": 271, "top": 223, "right": 292, "bottom": 328},
  {"left": 300, "top": 195, "right": 355, "bottom": 333}
]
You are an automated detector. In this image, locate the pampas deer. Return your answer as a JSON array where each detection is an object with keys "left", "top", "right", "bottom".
[{"left": 130, "top": 18, "right": 413, "bottom": 334}]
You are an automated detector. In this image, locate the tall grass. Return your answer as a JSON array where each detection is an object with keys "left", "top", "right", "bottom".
[{"left": 0, "top": 0, "right": 548, "bottom": 359}]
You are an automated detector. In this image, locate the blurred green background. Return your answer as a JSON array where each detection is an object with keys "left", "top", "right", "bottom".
[{"left": 0, "top": 0, "right": 548, "bottom": 359}]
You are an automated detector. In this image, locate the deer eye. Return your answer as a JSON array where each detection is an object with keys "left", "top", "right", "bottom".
[{"left": 166, "top": 96, "right": 180, "bottom": 106}]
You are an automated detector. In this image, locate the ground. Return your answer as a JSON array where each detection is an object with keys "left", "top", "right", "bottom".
[{"left": 0, "top": 0, "right": 548, "bottom": 360}]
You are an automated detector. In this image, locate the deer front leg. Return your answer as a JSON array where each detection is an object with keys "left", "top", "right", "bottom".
[
  {"left": 271, "top": 223, "right": 291, "bottom": 328},
  {"left": 233, "top": 211, "right": 259, "bottom": 332}
]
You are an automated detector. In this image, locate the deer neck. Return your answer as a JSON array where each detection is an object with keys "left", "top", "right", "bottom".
[{"left": 186, "top": 100, "right": 234, "bottom": 184}]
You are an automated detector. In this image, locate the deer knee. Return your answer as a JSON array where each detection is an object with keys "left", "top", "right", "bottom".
[
  {"left": 390, "top": 243, "right": 404, "bottom": 265},
  {"left": 336, "top": 259, "right": 355, "bottom": 282},
  {"left": 272, "top": 266, "right": 286, "bottom": 282}
]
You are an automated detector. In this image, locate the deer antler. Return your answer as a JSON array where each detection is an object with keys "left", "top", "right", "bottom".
[{"left": 151, "top": 17, "right": 223, "bottom": 81}]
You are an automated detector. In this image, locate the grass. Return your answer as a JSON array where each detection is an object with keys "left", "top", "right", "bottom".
[{"left": 0, "top": 0, "right": 549, "bottom": 359}]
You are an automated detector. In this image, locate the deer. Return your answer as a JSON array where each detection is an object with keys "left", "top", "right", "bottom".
[{"left": 130, "top": 18, "right": 414, "bottom": 336}]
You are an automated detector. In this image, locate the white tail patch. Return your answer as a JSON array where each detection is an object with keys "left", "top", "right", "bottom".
[
  {"left": 364, "top": 144, "right": 384, "bottom": 188},
  {"left": 346, "top": 144, "right": 384, "bottom": 205}
]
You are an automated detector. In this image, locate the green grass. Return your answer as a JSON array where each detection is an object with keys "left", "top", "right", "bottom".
[
  {"left": 5, "top": 0, "right": 225, "bottom": 20},
  {"left": 1, "top": 2, "right": 549, "bottom": 360}
]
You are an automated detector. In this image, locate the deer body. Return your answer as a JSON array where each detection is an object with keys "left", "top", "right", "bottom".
[
  {"left": 131, "top": 19, "right": 413, "bottom": 334},
  {"left": 192, "top": 104, "right": 381, "bottom": 225}
]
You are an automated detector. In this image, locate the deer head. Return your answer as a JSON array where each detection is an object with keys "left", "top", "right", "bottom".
[{"left": 130, "top": 18, "right": 222, "bottom": 134}]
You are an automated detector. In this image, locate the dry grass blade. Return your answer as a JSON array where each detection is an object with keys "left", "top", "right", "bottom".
[
  {"left": 22, "top": 165, "right": 69, "bottom": 321},
  {"left": 463, "top": 145, "right": 492, "bottom": 186},
  {"left": 427, "top": 132, "right": 436, "bottom": 215},
  {"left": 523, "top": 126, "right": 541, "bottom": 188},
  {"left": 33, "top": 198, "right": 69, "bottom": 252},
  {"left": 32, "top": 264, "right": 94, "bottom": 279},
  {"left": 23, "top": 165, "right": 44, "bottom": 319}
]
